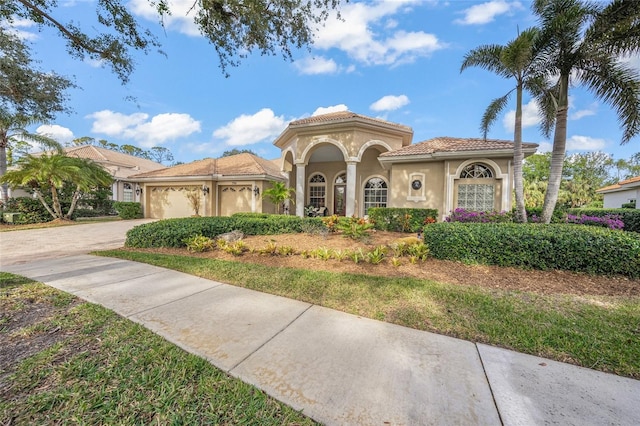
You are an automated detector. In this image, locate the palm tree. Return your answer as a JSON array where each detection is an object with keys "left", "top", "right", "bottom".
[
  {"left": 533, "top": 0, "right": 640, "bottom": 223},
  {"left": 461, "top": 27, "right": 540, "bottom": 223},
  {"left": 262, "top": 182, "right": 295, "bottom": 214},
  {"left": 0, "top": 113, "right": 63, "bottom": 205},
  {"left": 1, "top": 153, "right": 112, "bottom": 220}
]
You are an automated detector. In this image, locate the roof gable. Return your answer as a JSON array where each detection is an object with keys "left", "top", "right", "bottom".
[
  {"left": 379, "top": 137, "right": 538, "bottom": 159},
  {"left": 132, "top": 153, "right": 285, "bottom": 180}
]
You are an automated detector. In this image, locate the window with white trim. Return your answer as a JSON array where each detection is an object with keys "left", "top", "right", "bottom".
[
  {"left": 308, "top": 174, "right": 326, "bottom": 208},
  {"left": 363, "top": 177, "right": 387, "bottom": 215},
  {"left": 123, "top": 183, "right": 134, "bottom": 202},
  {"left": 456, "top": 163, "right": 495, "bottom": 211}
]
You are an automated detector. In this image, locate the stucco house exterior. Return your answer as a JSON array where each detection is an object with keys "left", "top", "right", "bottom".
[
  {"left": 596, "top": 176, "right": 640, "bottom": 209},
  {"left": 11, "top": 145, "right": 166, "bottom": 202},
  {"left": 134, "top": 111, "right": 538, "bottom": 219}
]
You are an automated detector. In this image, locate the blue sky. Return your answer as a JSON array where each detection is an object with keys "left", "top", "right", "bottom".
[{"left": 11, "top": 0, "right": 640, "bottom": 164}]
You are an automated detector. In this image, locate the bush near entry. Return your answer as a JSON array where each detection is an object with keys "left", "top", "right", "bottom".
[
  {"left": 422, "top": 222, "right": 640, "bottom": 278},
  {"left": 368, "top": 208, "right": 438, "bottom": 232},
  {"left": 125, "top": 215, "right": 324, "bottom": 248},
  {"left": 567, "top": 208, "right": 640, "bottom": 233},
  {"left": 113, "top": 202, "right": 143, "bottom": 219}
]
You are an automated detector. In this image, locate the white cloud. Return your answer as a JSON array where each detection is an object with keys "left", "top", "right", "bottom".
[
  {"left": 536, "top": 141, "right": 552, "bottom": 153},
  {"left": 455, "top": 1, "right": 522, "bottom": 25},
  {"left": 5, "top": 18, "right": 39, "bottom": 41},
  {"left": 312, "top": 104, "right": 349, "bottom": 116},
  {"left": 87, "top": 110, "right": 201, "bottom": 147},
  {"left": 503, "top": 100, "right": 541, "bottom": 132},
  {"left": 370, "top": 95, "right": 410, "bottom": 112},
  {"left": 570, "top": 103, "right": 598, "bottom": 120},
  {"left": 566, "top": 135, "right": 607, "bottom": 151},
  {"left": 294, "top": 57, "right": 340, "bottom": 75},
  {"left": 620, "top": 54, "right": 640, "bottom": 71},
  {"left": 129, "top": 0, "right": 200, "bottom": 36},
  {"left": 213, "top": 109, "right": 287, "bottom": 146},
  {"left": 313, "top": 1, "right": 446, "bottom": 66},
  {"left": 36, "top": 125, "right": 74, "bottom": 144}
]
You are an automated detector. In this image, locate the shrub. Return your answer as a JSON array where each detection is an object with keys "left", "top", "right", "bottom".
[
  {"left": 336, "top": 216, "right": 374, "bottom": 240},
  {"left": 125, "top": 215, "right": 324, "bottom": 248},
  {"left": 446, "top": 208, "right": 513, "bottom": 223},
  {"left": 524, "top": 207, "right": 567, "bottom": 223},
  {"left": 113, "top": 202, "right": 143, "bottom": 219},
  {"left": 622, "top": 201, "right": 636, "bottom": 209},
  {"left": 422, "top": 222, "right": 640, "bottom": 278},
  {"left": 567, "top": 208, "right": 640, "bottom": 233},
  {"left": 566, "top": 213, "right": 624, "bottom": 230},
  {"left": 183, "top": 235, "right": 216, "bottom": 252},
  {"left": 3, "top": 197, "right": 52, "bottom": 224},
  {"left": 368, "top": 208, "right": 438, "bottom": 232}
]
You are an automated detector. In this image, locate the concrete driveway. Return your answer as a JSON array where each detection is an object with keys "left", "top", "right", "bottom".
[{"left": 0, "top": 219, "right": 155, "bottom": 266}]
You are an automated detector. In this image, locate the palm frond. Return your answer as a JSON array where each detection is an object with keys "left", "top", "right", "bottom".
[
  {"left": 481, "top": 93, "right": 513, "bottom": 139},
  {"left": 460, "top": 45, "right": 510, "bottom": 77}
]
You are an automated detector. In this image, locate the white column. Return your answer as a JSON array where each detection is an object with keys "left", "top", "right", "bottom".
[
  {"left": 346, "top": 161, "right": 357, "bottom": 217},
  {"left": 296, "top": 164, "right": 306, "bottom": 217}
]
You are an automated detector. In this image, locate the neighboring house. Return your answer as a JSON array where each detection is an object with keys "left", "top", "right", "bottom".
[
  {"left": 134, "top": 111, "right": 538, "bottom": 219},
  {"left": 9, "top": 145, "right": 165, "bottom": 201},
  {"left": 596, "top": 176, "right": 640, "bottom": 209}
]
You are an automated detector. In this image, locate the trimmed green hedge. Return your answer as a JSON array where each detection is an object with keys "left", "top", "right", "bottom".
[
  {"left": 368, "top": 208, "right": 438, "bottom": 232},
  {"left": 567, "top": 208, "right": 640, "bottom": 233},
  {"left": 422, "top": 222, "right": 640, "bottom": 278},
  {"left": 113, "top": 202, "right": 143, "bottom": 219},
  {"left": 125, "top": 215, "right": 324, "bottom": 248}
]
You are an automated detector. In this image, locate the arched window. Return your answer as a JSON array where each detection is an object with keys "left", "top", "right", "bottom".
[
  {"left": 457, "top": 163, "right": 494, "bottom": 211},
  {"left": 460, "top": 163, "right": 493, "bottom": 178},
  {"left": 308, "top": 174, "right": 326, "bottom": 208},
  {"left": 363, "top": 177, "right": 387, "bottom": 215},
  {"left": 123, "top": 183, "right": 134, "bottom": 202}
]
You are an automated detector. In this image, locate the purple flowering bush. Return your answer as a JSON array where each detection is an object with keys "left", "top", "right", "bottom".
[
  {"left": 566, "top": 214, "right": 624, "bottom": 230},
  {"left": 445, "top": 208, "right": 513, "bottom": 223}
]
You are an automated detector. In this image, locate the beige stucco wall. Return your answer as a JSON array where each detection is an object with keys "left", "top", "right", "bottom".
[
  {"left": 293, "top": 129, "right": 406, "bottom": 163},
  {"left": 389, "top": 162, "right": 446, "bottom": 214}
]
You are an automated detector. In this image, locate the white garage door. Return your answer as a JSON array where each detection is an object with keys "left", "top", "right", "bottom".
[
  {"left": 148, "top": 186, "right": 195, "bottom": 219},
  {"left": 219, "top": 185, "right": 252, "bottom": 216}
]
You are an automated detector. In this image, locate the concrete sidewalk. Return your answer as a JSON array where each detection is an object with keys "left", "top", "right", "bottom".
[{"left": 3, "top": 255, "right": 640, "bottom": 425}]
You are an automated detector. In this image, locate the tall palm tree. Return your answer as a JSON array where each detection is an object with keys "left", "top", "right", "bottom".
[
  {"left": 533, "top": 0, "right": 640, "bottom": 223},
  {"left": 461, "top": 27, "right": 540, "bottom": 223},
  {"left": 1, "top": 153, "right": 112, "bottom": 220}
]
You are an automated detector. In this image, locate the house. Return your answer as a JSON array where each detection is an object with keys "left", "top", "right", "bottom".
[
  {"left": 61, "top": 145, "right": 166, "bottom": 202},
  {"left": 10, "top": 145, "right": 166, "bottom": 202},
  {"left": 596, "top": 176, "right": 640, "bottom": 209},
  {"left": 134, "top": 111, "right": 539, "bottom": 219}
]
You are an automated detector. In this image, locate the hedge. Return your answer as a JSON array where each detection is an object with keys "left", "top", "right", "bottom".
[
  {"left": 567, "top": 208, "right": 640, "bottom": 233},
  {"left": 422, "top": 222, "right": 640, "bottom": 278},
  {"left": 113, "top": 202, "right": 143, "bottom": 219},
  {"left": 368, "top": 208, "right": 438, "bottom": 232},
  {"left": 125, "top": 215, "right": 324, "bottom": 248}
]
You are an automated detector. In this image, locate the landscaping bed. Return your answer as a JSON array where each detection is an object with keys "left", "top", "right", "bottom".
[{"left": 130, "top": 231, "right": 640, "bottom": 297}]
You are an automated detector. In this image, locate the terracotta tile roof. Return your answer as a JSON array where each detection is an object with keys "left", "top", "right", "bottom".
[
  {"left": 132, "top": 153, "right": 284, "bottom": 180},
  {"left": 379, "top": 137, "right": 538, "bottom": 157},
  {"left": 597, "top": 175, "right": 640, "bottom": 192},
  {"left": 35, "top": 145, "right": 165, "bottom": 179},
  {"left": 289, "top": 111, "right": 413, "bottom": 132}
]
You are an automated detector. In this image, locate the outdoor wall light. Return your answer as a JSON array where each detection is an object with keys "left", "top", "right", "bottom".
[
  {"left": 253, "top": 186, "right": 260, "bottom": 197},
  {"left": 135, "top": 185, "right": 142, "bottom": 196},
  {"left": 202, "top": 185, "right": 210, "bottom": 195}
]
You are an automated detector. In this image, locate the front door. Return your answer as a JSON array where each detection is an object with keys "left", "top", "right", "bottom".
[{"left": 334, "top": 185, "right": 346, "bottom": 216}]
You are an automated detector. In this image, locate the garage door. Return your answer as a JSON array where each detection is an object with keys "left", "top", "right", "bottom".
[
  {"left": 219, "top": 185, "right": 252, "bottom": 216},
  {"left": 148, "top": 186, "right": 196, "bottom": 219}
]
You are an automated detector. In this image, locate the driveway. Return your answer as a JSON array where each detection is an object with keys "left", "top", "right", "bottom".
[{"left": 0, "top": 219, "right": 155, "bottom": 267}]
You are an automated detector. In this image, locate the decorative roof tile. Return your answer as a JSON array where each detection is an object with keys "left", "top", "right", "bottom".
[
  {"left": 288, "top": 111, "right": 412, "bottom": 132},
  {"left": 132, "top": 153, "right": 284, "bottom": 180},
  {"left": 379, "top": 137, "right": 538, "bottom": 157}
]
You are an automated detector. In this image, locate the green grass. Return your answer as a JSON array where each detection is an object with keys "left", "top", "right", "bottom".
[
  {"left": 0, "top": 273, "right": 315, "bottom": 425},
  {"left": 99, "top": 250, "right": 640, "bottom": 379}
]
